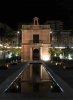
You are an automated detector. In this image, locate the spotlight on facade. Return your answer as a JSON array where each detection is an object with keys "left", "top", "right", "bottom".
[
  {"left": 42, "top": 55, "right": 50, "bottom": 61},
  {"left": 50, "top": 31, "right": 52, "bottom": 34}
]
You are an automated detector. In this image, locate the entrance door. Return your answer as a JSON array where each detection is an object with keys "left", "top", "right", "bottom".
[{"left": 32, "top": 49, "right": 40, "bottom": 60}]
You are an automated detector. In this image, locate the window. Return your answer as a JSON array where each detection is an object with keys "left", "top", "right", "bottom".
[{"left": 33, "top": 34, "right": 39, "bottom": 43}]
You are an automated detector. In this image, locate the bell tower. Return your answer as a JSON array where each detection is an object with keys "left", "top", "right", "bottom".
[{"left": 33, "top": 17, "right": 39, "bottom": 25}]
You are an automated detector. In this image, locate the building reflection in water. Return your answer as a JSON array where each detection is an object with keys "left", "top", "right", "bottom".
[{"left": 6, "top": 63, "right": 62, "bottom": 94}]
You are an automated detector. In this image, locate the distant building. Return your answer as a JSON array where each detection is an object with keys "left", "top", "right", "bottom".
[
  {"left": 45, "top": 20, "right": 63, "bottom": 30},
  {"left": 0, "top": 23, "right": 13, "bottom": 43},
  {"left": 45, "top": 20, "right": 73, "bottom": 48},
  {"left": 52, "top": 30, "right": 73, "bottom": 48},
  {"left": 0, "top": 23, "right": 22, "bottom": 47}
]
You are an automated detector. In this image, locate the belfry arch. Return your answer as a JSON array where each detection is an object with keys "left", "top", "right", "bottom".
[{"left": 33, "top": 17, "right": 39, "bottom": 25}]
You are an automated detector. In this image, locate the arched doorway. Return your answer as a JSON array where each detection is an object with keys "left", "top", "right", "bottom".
[{"left": 32, "top": 48, "right": 40, "bottom": 60}]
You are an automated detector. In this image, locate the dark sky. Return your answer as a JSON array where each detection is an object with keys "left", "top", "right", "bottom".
[{"left": 0, "top": 0, "right": 73, "bottom": 30}]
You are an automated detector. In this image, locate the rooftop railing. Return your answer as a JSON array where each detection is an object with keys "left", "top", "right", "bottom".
[{"left": 22, "top": 25, "right": 50, "bottom": 30}]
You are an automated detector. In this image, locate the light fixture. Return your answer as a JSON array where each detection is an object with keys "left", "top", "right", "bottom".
[{"left": 42, "top": 55, "right": 50, "bottom": 61}]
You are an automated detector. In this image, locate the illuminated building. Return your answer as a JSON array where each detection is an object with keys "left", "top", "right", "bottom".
[
  {"left": 21, "top": 17, "right": 52, "bottom": 92},
  {"left": 52, "top": 30, "right": 73, "bottom": 48},
  {"left": 21, "top": 17, "right": 52, "bottom": 61}
]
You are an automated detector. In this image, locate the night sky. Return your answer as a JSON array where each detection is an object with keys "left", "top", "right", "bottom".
[{"left": 0, "top": 0, "right": 73, "bottom": 30}]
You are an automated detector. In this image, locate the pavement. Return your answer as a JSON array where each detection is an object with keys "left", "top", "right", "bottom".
[
  {"left": 0, "top": 62, "right": 28, "bottom": 94},
  {"left": 0, "top": 63, "right": 21, "bottom": 84},
  {"left": 0, "top": 92, "right": 73, "bottom": 100},
  {"left": 45, "top": 62, "right": 73, "bottom": 89}
]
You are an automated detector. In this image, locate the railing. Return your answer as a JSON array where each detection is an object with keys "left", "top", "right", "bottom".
[
  {"left": 28, "top": 40, "right": 50, "bottom": 44},
  {"left": 22, "top": 40, "right": 51, "bottom": 45},
  {"left": 22, "top": 25, "right": 50, "bottom": 30}
]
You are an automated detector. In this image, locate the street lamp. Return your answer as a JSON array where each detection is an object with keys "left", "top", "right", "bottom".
[
  {"left": 17, "top": 31, "right": 20, "bottom": 47},
  {"left": 17, "top": 31, "right": 20, "bottom": 34}
]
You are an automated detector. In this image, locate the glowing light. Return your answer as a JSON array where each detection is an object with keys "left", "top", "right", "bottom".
[
  {"left": 16, "top": 85, "right": 19, "bottom": 89},
  {"left": 50, "top": 31, "right": 52, "bottom": 34},
  {"left": 54, "top": 47, "right": 66, "bottom": 48},
  {"left": 42, "top": 55, "right": 50, "bottom": 61},
  {"left": 59, "top": 54, "right": 64, "bottom": 59},
  {"left": 50, "top": 85, "right": 53, "bottom": 89},
  {"left": 17, "top": 31, "right": 20, "bottom": 34},
  {"left": 68, "top": 54, "right": 72, "bottom": 60},
  {"left": 5, "top": 52, "right": 12, "bottom": 58},
  {"left": 54, "top": 54, "right": 57, "bottom": 57},
  {"left": 0, "top": 44, "right": 3, "bottom": 47}
]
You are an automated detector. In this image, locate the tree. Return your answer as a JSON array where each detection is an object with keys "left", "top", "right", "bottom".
[
  {"left": 62, "top": 47, "right": 73, "bottom": 59},
  {"left": 49, "top": 48, "right": 63, "bottom": 57}
]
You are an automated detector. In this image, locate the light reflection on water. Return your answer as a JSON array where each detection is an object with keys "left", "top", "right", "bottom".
[{"left": 6, "top": 63, "right": 62, "bottom": 94}]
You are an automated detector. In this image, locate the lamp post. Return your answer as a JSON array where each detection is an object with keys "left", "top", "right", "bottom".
[{"left": 17, "top": 31, "right": 20, "bottom": 47}]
